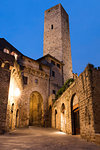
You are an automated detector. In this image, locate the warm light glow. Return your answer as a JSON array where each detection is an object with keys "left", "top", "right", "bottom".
[
  {"left": 14, "top": 88, "right": 20, "bottom": 97},
  {"left": 53, "top": 131, "right": 66, "bottom": 135}
]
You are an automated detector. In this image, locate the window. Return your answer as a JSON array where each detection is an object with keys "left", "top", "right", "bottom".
[
  {"left": 35, "top": 79, "right": 38, "bottom": 84},
  {"left": 52, "top": 90, "right": 56, "bottom": 94},
  {"left": 57, "top": 63, "right": 60, "bottom": 68},
  {"left": 48, "top": 9, "right": 50, "bottom": 12},
  {"left": 23, "top": 76, "right": 28, "bottom": 85},
  {"left": 51, "top": 60, "right": 55, "bottom": 65},
  {"left": 51, "top": 24, "right": 53, "bottom": 30},
  {"left": 39, "top": 64, "right": 43, "bottom": 71},
  {"left": 52, "top": 71, "right": 55, "bottom": 77},
  {"left": 11, "top": 51, "right": 18, "bottom": 60},
  {"left": 3, "top": 48, "right": 9, "bottom": 54}
]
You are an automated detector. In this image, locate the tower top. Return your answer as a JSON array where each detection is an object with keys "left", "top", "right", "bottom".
[{"left": 45, "top": 3, "right": 68, "bottom": 16}]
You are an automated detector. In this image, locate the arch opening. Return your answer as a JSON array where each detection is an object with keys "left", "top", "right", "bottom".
[
  {"left": 61, "top": 103, "right": 66, "bottom": 131},
  {"left": 29, "top": 91, "right": 43, "bottom": 126},
  {"left": 71, "top": 94, "right": 80, "bottom": 135}
]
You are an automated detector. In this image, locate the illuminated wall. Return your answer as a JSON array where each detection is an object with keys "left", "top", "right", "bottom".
[{"left": 6, "top": 62, "right": 23, "bottom": 130}]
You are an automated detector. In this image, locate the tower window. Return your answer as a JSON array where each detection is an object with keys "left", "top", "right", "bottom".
[
  {"left": 51, "top": 24, "right": 53, "bottom": 30},
  {"left": 52, "top": 71, "right": 55, "bottom": 77}
]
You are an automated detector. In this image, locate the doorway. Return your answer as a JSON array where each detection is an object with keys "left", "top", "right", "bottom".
[
  {"left": 29, "top": 91, "right": 43, "bottom": 126},
  {"left": 71, "top": 95, "right": 80, "bottom": 135},
  {"left": 16, "top": 109, "right": 19, "bottom": 128}
]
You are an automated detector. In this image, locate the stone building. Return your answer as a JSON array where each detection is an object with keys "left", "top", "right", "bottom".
[{"left": 0, "top": 4, "right": 100, "bottom": 144}]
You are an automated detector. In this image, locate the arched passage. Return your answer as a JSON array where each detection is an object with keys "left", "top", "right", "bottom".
[
  {"left": 29, "top": 91, "right": 43, "bottom": 126},
  {"left": 61, "top": 103, "right": 66, "bottom": 131},
  {"left": 71, "top": 94, "right": 80, "bottom": 135}
]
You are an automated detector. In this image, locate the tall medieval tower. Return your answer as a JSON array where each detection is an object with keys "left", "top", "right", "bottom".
[{"left": 43, "top": 4, "right": 73, "bottom": 82}]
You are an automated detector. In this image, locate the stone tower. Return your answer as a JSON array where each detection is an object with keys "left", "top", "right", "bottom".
[{"left": 43, "top": 4, "right": 73, "bottom": 82}]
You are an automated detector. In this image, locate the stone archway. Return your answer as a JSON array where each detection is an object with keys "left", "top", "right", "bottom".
[
  {"left": 61, "top": 103, "right": 66, "bottom": 131},
  {"left": 71, "top": 94, "right": 80, "bottom": 135},
  {"left": 29, "top": 91, "right": 43, "bottom": 126}
]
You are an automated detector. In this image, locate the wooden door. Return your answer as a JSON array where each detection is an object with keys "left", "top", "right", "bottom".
[{"left": 73, "top": 109, "right": 80, "bottom": 135}]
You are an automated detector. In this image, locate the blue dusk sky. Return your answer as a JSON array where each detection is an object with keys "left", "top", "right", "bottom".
[{"left": 0, "top": 0, "right": 100, "bottom": 75}]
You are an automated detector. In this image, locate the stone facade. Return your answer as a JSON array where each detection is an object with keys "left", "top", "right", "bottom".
[{"left": 0, "top": 3, "right": 100, "bottom": 144}]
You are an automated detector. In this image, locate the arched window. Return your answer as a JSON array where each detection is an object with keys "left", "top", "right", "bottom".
[
  {"left": 11, "top": 51, "right": 18, "bottom": 60},
  {"left": 61, "top": 103, "right": 65, "bottom": 114},
  {"left": 3, "top": 48, "right": 10, "bottom": 54}
]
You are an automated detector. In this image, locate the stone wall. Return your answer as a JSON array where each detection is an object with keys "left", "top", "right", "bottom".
[
  {"left": 52, "top": 64, "right": 100, "bottom": 142},
  {"left": 0, "top": 68, "right": 10, "bottom": 133},
  {"left": 0, "top": 51, "right": 14, "bottom": 133},
  {"left": 92, "top": 67, "right": 100, "bottom": 134},
  {"left": 6, "top": 61, "right": 23, "bottom": 131}
]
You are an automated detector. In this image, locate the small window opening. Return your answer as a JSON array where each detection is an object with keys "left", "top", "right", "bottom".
[
  {"left": 57, "top": 63, "right": 60, "bottom": 68},
  {"left": 23, "top": 76, "right": 28, "bottom": 85},
  {"left": 51, "top": 24, "right": 53, "bottom": 30},
  {"left": 35, "top": 79, "right": 38, "bottom": 84},
  {"left": 52, "top": 71, "right": 55, "bottom": 77}
]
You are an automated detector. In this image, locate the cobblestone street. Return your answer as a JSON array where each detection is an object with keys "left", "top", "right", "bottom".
[{"left": 0, "top": 127, "right": 100, "bottom": 150}]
